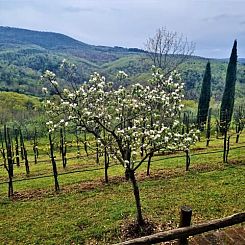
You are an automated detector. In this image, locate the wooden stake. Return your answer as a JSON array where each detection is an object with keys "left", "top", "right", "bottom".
[{"left": 179, "top": 206, "right": 192, "bottom": 245}]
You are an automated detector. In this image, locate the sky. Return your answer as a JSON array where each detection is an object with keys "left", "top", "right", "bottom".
[{"left": 0, "top": 0, "right": 245, "bottom": 58}]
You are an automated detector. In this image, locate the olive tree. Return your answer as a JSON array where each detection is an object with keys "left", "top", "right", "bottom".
[{"left": 42, "top": 67, "right": 198, "bottom": 226}]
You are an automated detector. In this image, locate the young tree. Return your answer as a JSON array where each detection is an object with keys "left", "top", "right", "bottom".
[
  {"left": 197, "top": 61, "right": 211, "bottom": 130},
  {"left": 48, "top": 132, "right": 60, "bottom": 192},
  {"left": 43, "top": 67, "right": 198, "bottom": 226},
  {"left": 4, "top": 126, "right": 14, "bottom": 197},
  {"left": 220, "top": 40, "right": 237, "bottom": 131},
  {"left": 145, "top": 27, "right": 195, "bottom": 77},
  {"left": 206, "top": 108, "right": 212, "bottom": 147},
  {"left": 234, "top": 106, "right": 245, "bottom": 143}
]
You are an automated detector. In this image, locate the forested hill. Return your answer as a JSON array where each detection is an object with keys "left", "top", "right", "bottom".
[
  {"left": 0, "top": 26, "right": 145, "bottom": 95},
  {"left": 0, "top": 26, "right": 90, "bottom": 50},
  {"left": 0, "top": 26, "right": 244, "bottom": 102},
  {"left": 238, "top": 58, "right": 245, "bottom": 64},
  {"left": 0, "top": 26, "right": 144, "bottom": 63}
]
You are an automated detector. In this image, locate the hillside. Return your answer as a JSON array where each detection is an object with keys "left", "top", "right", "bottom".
[
  {"left": 239, "top": 58, "right": 245, "bottom": 64},
  {"left": 0, "top": 26, "right": 90, "bottom": 50},
  {"left": 0, "top": 26, "right": 143, "bottom": 64},
  {"left": 0, "top": 26, "right": 145, "bottom": 96},
  {"left": 0, "top": 26, "right": 244, "bottom": 102},
  {"left": 0, "top": 91, "right": 41, "bottom": 124}
]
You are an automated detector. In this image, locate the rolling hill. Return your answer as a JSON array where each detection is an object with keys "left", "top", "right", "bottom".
[
  {"left": 0, "top": 26, "right": 244, "bottom": 102},
  {"left": 0, "top": 26, "right": 144, "bottom": 64}
]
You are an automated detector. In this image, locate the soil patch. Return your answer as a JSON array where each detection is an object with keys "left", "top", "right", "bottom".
[{"left": 7, "top": 162, "right": 240, "bottom": 202}]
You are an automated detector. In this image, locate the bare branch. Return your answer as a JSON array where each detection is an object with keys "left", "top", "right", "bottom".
[{"left": 145, "top": 27, "right": 195, "bottom": 77}]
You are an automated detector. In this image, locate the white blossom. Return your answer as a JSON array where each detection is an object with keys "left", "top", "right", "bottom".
[
  {"left": 43, "top": 68, "right": 198, "bottom": 169},
  {"left": 50, "top": 80, "right": 58, "bottom": 86},
  {"left": 42, "top": 87, "right": 48, "bottom": 94}
]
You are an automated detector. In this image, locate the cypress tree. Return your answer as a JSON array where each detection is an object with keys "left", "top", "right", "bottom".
[
  {"left": 197, "top": 61, "right": 211, "bottom": 130},
  {"left": 220, "top": 40, "right": 237, "bottom": 130}
]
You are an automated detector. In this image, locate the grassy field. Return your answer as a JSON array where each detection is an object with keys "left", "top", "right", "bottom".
[{"left": 0, "top": 133, "right": 244, "bottom": 244}]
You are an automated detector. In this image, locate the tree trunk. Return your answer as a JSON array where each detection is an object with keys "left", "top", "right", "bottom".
[
  {"left": 75, "top": 127, "right": 80, "bottom": 157},
  {"left": 4, "top": 126, "right": 14, "bottom": 198},
  {"left": 206, "top": 108, "right": 211, "bottom": 147},
  {"left": 49, "top": 133, "right": 60, "bottom": 192},
  {"left": 235, "top": 123, "right": 241, "bottom": 143},
  {"left": 84, "top": 131, "right": 88, "bottom": 156},
  {"left": 96, "top": 141, "right": 99, "bottom": 164},
  {"left": 185, "top": 150, "right": 191, "bottom": 171},
  {"left": 104, "top": 147, "right": 109, "bottom": 183},
  {"left": 236, "top": 133, "right": 239, "bottom": 144},
  {"left": 215, "top": 121, "right": 219, "bottom": 139},
  {"left": 19, "top": 128, "right": 29, "bottom": 175},
  {"left": 128, "top": 169, "right": 144, "bottom": 226},
  {"left": 225, "top": 136, "right": 231, "bottom": 163},
  {"left": 60, "top": 128, "right": 67, "bottom": 168},
  {"left": 223, "top": 129, "right": 227, "bottom": 163},
  {"left": 24, "top": 148, "right": 30, "bottom": 175},
  {"left": 147, "top": 152, "right": 153, "bottom": 176},
  {"left": 14, "top": 129, "right": 20, "bottom": 167},
  {"left": 34, "top": 147, "right": 37, "bottom": 164},
  {"left": 8, "top": 174, "right": 13, "bottom": 198},
  {"left": 33, "top": 127, "right": 38, "bottom": 164}
]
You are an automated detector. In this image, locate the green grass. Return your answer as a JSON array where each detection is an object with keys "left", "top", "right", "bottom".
[
  {"left": 0, "top": 166, "right": 244, "bottom": 244},
  {"left": 0, "top": 134, "right": 244, "bottom": 244}
]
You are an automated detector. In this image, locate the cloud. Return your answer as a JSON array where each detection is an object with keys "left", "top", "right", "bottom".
[
  {"left": 63, "top": 6, "right": 95, "bottom": 13},
  {"left": 0, "top": 0, "right": 245, "bottom": 57},
  {"left": 203, "top": 14, "right": 243, "bottom": 22},
  {"left": 109, "top": 8, "right": 123, "bottom": 13}
]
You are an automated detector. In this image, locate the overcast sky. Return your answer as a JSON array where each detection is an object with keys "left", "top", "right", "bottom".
[{"left": 0, "top": 0, "right": 244, "bottom": 58}]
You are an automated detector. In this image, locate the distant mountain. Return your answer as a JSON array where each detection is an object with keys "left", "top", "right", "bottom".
[
  {"left": 0, "top": 26, "right": 145, "bottom": 64},
  {"left": 0, "top": 26, "right": 90, "bottom": 49},
  {"left": 0, "top": 26, "right": 244, "bottom": 102},
  {"left": 0, "top": 26, "right": 146, "bottom": 95},
  {"left": 239, "top": 58, "right": 245, "bottom": 64},
  {"left": 219, "top": 58, "right": 245, "bottom": 64}
]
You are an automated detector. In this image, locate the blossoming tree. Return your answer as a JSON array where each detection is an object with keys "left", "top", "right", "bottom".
[{"left": 43, "top": 67, "right": 198, "bottom": 226}]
